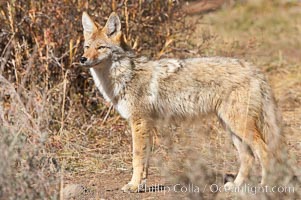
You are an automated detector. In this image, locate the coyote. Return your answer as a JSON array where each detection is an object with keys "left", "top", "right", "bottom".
[{"left": 80, "top": 12, "right": 282, "bottom": 192}]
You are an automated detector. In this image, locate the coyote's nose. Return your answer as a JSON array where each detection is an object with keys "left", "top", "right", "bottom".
[{"left": 80, "top": 57, "right": 87, "bottom": 64}]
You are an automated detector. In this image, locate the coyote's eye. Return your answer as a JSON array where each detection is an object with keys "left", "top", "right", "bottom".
[
  {"left": 97, "top": 46, "right": 107, "bottom": 50},
  {"left": 84, "top": 46, "right": 89, "bottom": 50}
]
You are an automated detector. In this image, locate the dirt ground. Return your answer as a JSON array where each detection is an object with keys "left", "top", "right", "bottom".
[{"left": 61, "top": 3, "right": 301, "bottom": 200}]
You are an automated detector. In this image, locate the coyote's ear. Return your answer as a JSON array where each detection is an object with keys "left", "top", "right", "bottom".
[
  {"left": 103, "top": 12, "right": 121, "bottom": 37},
  {"left": 82, "top": 12, "right": 97, "bottom": 38}
]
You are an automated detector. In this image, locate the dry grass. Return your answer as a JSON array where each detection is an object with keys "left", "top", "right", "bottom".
[{"left": 0, "top": 0, "right": 300, "bottom": 199}]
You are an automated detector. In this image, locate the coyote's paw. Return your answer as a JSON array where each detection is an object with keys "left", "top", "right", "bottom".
[
  {"left": 121, "top": 183, "right": 139, "bottom": 193},
  {"left": 224, "top": 182, "right": 236, "bottom": 191}
]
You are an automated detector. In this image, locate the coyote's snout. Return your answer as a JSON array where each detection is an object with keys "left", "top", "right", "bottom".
[{"left": 81, "top": 12, "right": 282, "bottom": 193}]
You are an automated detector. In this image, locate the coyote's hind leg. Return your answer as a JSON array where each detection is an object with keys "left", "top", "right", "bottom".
[{"left": 226, "top": 133, "right": 254, "bottom": 188}]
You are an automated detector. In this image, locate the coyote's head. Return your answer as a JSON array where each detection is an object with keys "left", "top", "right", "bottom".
[{"left": 80, "top": 12, "right": 125, "bottom": 67}]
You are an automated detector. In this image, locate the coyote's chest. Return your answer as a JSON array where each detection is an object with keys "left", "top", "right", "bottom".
[{"left": 90, "top": 67, "right": 131, "bottom": 119}]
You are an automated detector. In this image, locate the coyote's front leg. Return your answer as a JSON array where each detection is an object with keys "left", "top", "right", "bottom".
[{"left": 121, "top": 117, "right": 152, "bottom": 193}]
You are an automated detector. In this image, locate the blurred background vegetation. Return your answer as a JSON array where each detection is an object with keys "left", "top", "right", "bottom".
[{"left": 0, "top": 0, "right": 300, "bottom": 199}]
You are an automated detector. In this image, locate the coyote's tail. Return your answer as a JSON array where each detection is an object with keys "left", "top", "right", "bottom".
[
  {"left": 258, "top": 81, "right": 283, "bottom": 152},
  {"left": 258, "top": 80, "right": 296, "bottom": 182}
]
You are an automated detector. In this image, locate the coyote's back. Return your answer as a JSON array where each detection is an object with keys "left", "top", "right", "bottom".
[{"left": 80, "top": 12, "right": 283, "bottom": 193}]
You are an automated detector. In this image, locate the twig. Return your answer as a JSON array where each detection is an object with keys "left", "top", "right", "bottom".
[
  {"left": 59, "top": 70, "right": 69, "bottom": 136},
  {"left": 102, "top": 104, "right": 113, "bottom": 125}
]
